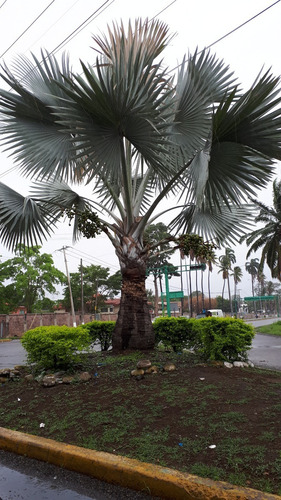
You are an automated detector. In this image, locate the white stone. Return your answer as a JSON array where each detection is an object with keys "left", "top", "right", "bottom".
[
  {"left": 248, "top": 361, "right": 255, "bottom": 368},
  {"left": 224, "top": 362, "right": 233, "bottom": 368},
  {"left": 233, "top": 361, "right": 244, "bottom": 368}
]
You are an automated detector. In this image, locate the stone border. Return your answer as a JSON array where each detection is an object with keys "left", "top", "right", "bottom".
[{"left": 0, "top": 427, "right": 280, "bottom": 500}]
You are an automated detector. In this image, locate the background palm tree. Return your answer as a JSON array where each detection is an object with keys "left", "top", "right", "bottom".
[
  {"left": 0, "top": 20, "right": 281, "bottom": 350},
  {"left": 245, "top": 257, "right": 260, "bottom": 314},
  {"left": 218, "top": 248, "right": 236, "bottom": 314},
  {"left": 231, "top": 266, "right": 243, "bottom": 314},
  {"left": 245, "top": 258, "right": 260, "bottom": 297},
  {"left": 241, "top": 179, "right": 281, "bottom": 281}
]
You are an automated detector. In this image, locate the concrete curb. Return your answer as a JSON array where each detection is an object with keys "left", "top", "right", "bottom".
[{"left": 0, "top": 427, "right": 280, "bottom": 500}]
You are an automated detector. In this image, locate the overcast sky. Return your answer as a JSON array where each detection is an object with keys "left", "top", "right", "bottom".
[{"left": 0, "top": 0, "right": 280, "bottom": 299}]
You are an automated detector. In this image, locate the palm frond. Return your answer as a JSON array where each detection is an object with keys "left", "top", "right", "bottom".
[
  {"left": 30, "top": 179, "right": 93, "bottom": 241},
  {"left": 169, "top": 202, "right": 255, "bottom": 245},
  {"left": 0, "top": 183, "right": 55, "bottom": 250}
]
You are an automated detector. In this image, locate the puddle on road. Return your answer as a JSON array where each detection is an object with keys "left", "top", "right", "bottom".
[{"left": 0, "top": 464, "right": 96, "bottom": 500}]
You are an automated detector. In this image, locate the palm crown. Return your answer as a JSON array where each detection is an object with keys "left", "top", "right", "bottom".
[{"left": 0, "top": 19, "right": 281, "bottom": 349}]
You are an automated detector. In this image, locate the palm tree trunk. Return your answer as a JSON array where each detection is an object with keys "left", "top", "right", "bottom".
[
  {"left": 227, "top": 275, "right": 233, "bottom": 315},
  {"left": 208, "top": 269, "right": 211, "bottom": 309},
  {"left": 154, "top": 274, "right": 159, "bottom": 317},
  {"left": 112, "top": 247, "right": 154, "bottom": 351}
]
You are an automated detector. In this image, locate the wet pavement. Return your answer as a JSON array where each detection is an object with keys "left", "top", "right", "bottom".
[
  {"left": 0, "top": 450, "right": 158, "bottom": 500},
  {"left": 0, "top": 340, "right": 27, "bottom": 368}
]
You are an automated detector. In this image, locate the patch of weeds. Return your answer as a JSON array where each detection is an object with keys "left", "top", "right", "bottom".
[
  {"left": 129, "top": 427, "right": 171, "bottom": 463},
  {"left": 181, "top": 436, "right": 208, "bottom": 454},
  {"left": 190, "top": 463, "right": 226, "bottom": 481},
  {"left": 258, "top": 431, "right": 276, "bottom": 442}
]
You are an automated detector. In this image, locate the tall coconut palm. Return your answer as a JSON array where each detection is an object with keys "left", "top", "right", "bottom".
[
  {"left": 0, "top": 19, "right": 281, "bottom": 350},
  {"left": 231, "top": 265, "right": 243, "bottom": 314},
  {"left": 218, "top": 248, "right": 236, "bottom": 314},
  {"left": 241, "top": 179, "right": 281, "bottom": 281},
  {"left": 245, "top": 258, "right": 260, "bottom": 297}
]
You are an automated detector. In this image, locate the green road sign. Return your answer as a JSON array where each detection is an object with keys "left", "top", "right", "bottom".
[
  {"left": 169, "top": 291, "right": 184, "bottom": 299},
  {"left": 244, "top": 295, "right": 276, "bottom": 301}
]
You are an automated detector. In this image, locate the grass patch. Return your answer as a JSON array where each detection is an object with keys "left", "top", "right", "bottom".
[
  {"left": 1, "top": 350, "right": 281, "bottom": 494},
  {"left": 255, "top": 321, "right": 281, "bottom": 336}
]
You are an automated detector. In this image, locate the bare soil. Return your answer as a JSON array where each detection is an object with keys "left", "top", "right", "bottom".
[{"left": 1, "top": 350, "right": 281, "bottom": 495}]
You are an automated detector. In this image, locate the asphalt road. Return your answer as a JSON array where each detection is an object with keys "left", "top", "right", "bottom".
[{"left": 0, "top": 450, "right": 160, "bottom": 500}]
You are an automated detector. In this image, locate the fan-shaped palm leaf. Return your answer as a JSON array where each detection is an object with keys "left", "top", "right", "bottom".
[{"left": 0, "top": 183, "right": 55, "bottom": 250}]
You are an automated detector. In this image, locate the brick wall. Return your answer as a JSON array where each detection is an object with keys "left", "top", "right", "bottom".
[{"left": 0, "top": 312, "right": 118, "bottom": 338}]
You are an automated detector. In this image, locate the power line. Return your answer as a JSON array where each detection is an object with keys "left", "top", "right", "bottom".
[
  {"left": 169, "top": 0, "right": 281, "bottom": 73},
  {"left": 24, "top": 0, "right": 81, "bottom": 53},
  {"left": 0, "top": 1, "right": 56, "bottom": 59},
  {"left": 0, "top": 0, "right": 8, "bottom": 9},
  {"left": 204, "top": 0, "right": 281, "bottom": 52},
  {"left": 47, "top": 0, "right": 115, "bottom": 58}
]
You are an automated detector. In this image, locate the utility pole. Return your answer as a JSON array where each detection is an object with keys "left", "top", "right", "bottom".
[
  {"left": 58, "top": 246, "right": 76, "bottom": 328},
  {"left": 81, "top": 258, "right": 84, "bottom": 324}
]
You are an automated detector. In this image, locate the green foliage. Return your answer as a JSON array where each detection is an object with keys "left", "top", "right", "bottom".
[
  {"left": 178, "top": 234, "right": 216, "bottom": 264},
  {"left": 63, "top": 264, "right": 121, "bottom": 313},
  {"left": 63, "top": 208, "right": 104, "bottom": 239},
  {"left": 191, "top": 317, "right": 255, "bottom": 361},
  {"left": 0, "top": 245, "right": 65, "bottom": 313},
  {"left": 21, "top": 325, "right": 91, "bottom": 370},
  {"left": 153, "top": 317, "right": 196, "bottom": 352},
  {"left": 81, "top": 321, "right": 115, "bottom": 351},
  {"left": 256, "top": 321, "right": 281, "bottom": 336},
  {"left": 153, "top": 316, "right": 255, "bottom": 361}
]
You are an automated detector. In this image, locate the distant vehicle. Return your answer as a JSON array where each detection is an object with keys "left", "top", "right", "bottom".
[
  {"left": 195, "top": 309, "right": 224, "bottom": 319},
  {"left": 208, "top": 309, "right": 224, "bottom": 317}
]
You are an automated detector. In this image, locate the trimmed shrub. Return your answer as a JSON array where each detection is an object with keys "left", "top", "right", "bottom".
[
  {"left": 191, "top": 317, "right": 255, "bottom": 361},
  {"left": 21, "top": 325, "right": 91, "bottom": 370},
  {"left": 153, "top": 317, "right": 196, "bottom": 352},
  {"left": 81, "top": 321, "right": 115, "bottom": 351}
]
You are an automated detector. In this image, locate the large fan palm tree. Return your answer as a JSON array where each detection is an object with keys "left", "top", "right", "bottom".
[
  {"left": 0, "top": 19, "right": 281, "bottom": 350},
  {"left": 242, "top": 180, "right": 281, "bottom": 281}
]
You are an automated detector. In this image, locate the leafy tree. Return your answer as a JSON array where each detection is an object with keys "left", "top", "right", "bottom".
[
  {"left": 216, "top": 296, "right": 231, "bottom": 313},
  {"left": 241, "top": 179, "right": 281, "bottom": 281},
  {"left": 63, "top": 264, "right": 121, "bottom": 313},
  {"left": 0, "top": 20, "right": 281, "bottom": 349},
  {"left": 0, "top": 246, "right": 65, "bottom": 313},
  {"left": 145, "top": 223, "right": 175, "bottom": 316}
]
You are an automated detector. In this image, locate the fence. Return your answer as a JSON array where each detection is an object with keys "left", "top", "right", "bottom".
[{"left": 0, "top": 312, "right": 118, "bottom": 338}]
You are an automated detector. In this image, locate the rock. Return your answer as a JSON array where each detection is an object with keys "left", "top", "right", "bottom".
[
  {"left": 42, "top": 375, "right": 56, "bottom": 387},
  {"left": 131, "top": 369, "right": 145, "bottom": 377},
  {"left": 136, "top": 359, "right": 151, "bottom": 370},
  {"left": 24, "top": 374, "right": 34, "bottom": 382},
  {"left": 233, "top": 361, "right": 246, "bottom": 368},
  {"left": 0, "top": 368, "right": 11, "bottom": 377},
  {"left": 79, "top": 372, "right": 91, "bottom": 382},
  {"left": 210, "top": 361, "right": 224, "bottom": 367},
  {"left": 145, "top": 365, "right": 158, "bottom": 374},
  {"left": 224, "top": 362, "right": 233, "bottom": 369},
  {"left": 0, "top": 377, "right": 9, "bottom": 383},
  {"left": 62, "top": 376, "right": 75, "bottom": 384},
  {"left": 248, "top": 361, "right": 255, "bottom": 368},
  {"left": 164, "top": 363, "right": 176, "bottom": 372}
]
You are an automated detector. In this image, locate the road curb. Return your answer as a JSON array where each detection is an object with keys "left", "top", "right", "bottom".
[{"left": 0, "top": 427, "right": 280, "bottom": 500}]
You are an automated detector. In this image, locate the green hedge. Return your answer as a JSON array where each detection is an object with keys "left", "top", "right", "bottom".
[
  {"left": 153, "top": 317, "right": 255, "bottom": 361},
  {"left": 191, "top": 317, "right": 255, "bottom": 361},
  {"left": 21, "top": 325, "right": 91, "bottom": 370},
  {"left": 153, "top": 317, "right": 196, "bottom": 352},
  {"left": 81, "top": 321, "right": 115, "bottom": 351}
]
